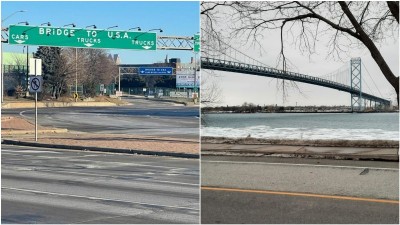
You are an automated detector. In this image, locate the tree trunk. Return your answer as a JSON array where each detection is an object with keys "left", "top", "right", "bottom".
[{"left": 387, "top": 1, "right": 399, "bottom": 23}]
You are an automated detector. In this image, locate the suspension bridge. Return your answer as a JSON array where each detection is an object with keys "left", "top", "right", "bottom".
[{"left": 201, "top": 32, "right": 391, "bottom": 111}]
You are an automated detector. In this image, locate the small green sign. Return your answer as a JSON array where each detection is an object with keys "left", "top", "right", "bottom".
[
  {"left": 8, "top": 25, "right": 157, "bottom": 50},
  {"left": 194, "top": 34, "right": 200, "bottom": 52}
]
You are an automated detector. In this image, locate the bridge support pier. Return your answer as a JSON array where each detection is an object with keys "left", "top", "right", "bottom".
[{"left": 351, "top": 58, "right": 362, "bottom": 112}]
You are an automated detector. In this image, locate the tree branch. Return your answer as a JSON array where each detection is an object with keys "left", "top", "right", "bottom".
[{"left": 387, "top": 1, "right": 399, "bottom": 23}]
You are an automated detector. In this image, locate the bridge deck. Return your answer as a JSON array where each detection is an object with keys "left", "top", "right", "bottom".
[{"left": 201, "top": 57, "right": 390, "bottom": 105}]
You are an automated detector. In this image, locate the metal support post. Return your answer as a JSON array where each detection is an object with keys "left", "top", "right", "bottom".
[
  {"left": 1, "top": 41, "right": 3, "bottom": 103},
  {"left": 193, "top": 52, "right": 197, "bottom": 92},
  {"left": 35, "top": 91, "right": 37, "bottom": 141},
  {"left": 75, "top": 48, "right": 77, "bottom": 102},
  {"left": 34, "top": 61, "right": 38, "bottom": 141},
  {"left": 118, "top": 67, "right": 121, "bottom": 92},
  {"left": 350, "top": 58, "right": 362, "bottom": 112},
  {"left": 26, "top": 45, "right": 29, "bottom": 96}
]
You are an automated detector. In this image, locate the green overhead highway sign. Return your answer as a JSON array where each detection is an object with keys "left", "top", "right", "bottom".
[
  {"left": 194, "top": 34, "right": 200, "bottom": 52},
  {"left": 8, "top": 25, "right": 157, "bottom": 50}
]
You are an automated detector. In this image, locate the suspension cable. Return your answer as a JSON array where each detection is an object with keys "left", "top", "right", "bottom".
[{"left": 361, "top": 61, "right": 383, "bottom": 98}]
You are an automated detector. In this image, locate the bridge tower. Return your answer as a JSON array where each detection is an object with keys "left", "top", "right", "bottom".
[{"left": 350, "top": 58, "right": 363, "bottom": 112}]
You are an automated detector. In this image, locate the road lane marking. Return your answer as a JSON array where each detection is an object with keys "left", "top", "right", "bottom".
[
  {"left": 202, "top": 186, "right": 400, "bottom": 204},
  {"left": 2, "top": 144, "right": 199, "bottom": 161},
  {"left": 2, "top": 186, "right": 199, "bottom": 211},
  {"left": 19, "top": 109, "right": 34, "bottom": 119},
  {"left": 1, "top": 150, "right": 61, "bottom": 154},
  {"left": 1, "top": 167, "right": 199, "bottom": 186},
  {"left": 202, "top": 160, "right": 399, "bottom": 171}
]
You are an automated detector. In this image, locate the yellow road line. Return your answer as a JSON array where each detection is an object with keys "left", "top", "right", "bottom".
[{"left": 201, "top": 186, "right": 399, "bottom": 204}]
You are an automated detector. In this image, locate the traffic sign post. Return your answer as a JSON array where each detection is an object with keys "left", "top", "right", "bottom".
[
  {"left": 28, "top": 58, "right": 42, "bottom": 142},
  {"left": 138, "top": 67, "right": 173, "bottom": 75},
  {"left": 9, "top": 25, "right": 157, "bottom": 50}
]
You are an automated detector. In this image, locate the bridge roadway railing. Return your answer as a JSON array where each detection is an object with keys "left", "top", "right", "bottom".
[{"left": 201, "top": 57, "right": 390, "bottom": 105}]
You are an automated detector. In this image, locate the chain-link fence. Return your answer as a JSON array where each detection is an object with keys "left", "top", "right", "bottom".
[{"left": 119, "top": 87, "right": 200, "bottom": 99}]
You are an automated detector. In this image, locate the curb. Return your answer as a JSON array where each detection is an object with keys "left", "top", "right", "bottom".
[
  {"left": 201, "top": 150, "right": 399, "bottom": 162},
  {"left": 138, "top": 97, "right": 198, "bottom": 106},
  {"left": 2, "top": 129, "right": 69, "bottom": 135},
  {"left": 2, "top": 101, "right": 117, "bottom": 109},
  {"left": 2, "top": 139, "right": 199, "bottom": 159}
]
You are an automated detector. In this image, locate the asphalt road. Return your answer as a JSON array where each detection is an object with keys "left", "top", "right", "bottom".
[
  {"left": 2, "top": 145, "right": 200, "bottom": 224},
  {"left": 201, "top": 156, "right": 399, "bottom": 224},
  {"left": 2, "top": 96, "right": 199, "bottom": 139}
]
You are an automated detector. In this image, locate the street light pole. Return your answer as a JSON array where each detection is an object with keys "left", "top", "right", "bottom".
[
  {"left": 63, "top": 23, "right": 77, "bottom": 101},
  {"left": 1, "top": 10, "right": 27, "bottom": 103},
  {"left": 1, "top": 10, "right": 27, "bottom": 22},
  {"left": 26, "top": 45, "right": 29, "bottom": 96}
]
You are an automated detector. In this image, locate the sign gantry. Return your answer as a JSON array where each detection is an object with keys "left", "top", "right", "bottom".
[
  {"left": 8, "top": 25, "right": 157, "bottom": 50},
  {"left": 4, "top": 25, "right": 200, "bottom": 51}
]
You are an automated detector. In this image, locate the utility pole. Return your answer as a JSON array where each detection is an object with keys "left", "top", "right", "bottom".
[
  {"left": 75, "top": 48, "right": 78, "bottom": 102},
  {"left": 26, "top": 45, "right": 29, "bottom": 96}
]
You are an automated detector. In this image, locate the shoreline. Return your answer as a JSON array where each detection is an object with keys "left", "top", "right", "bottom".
[
  {"left": 202, "top": 111, "right": 399, "bottom": 114},
  {"left": 201, "top": 136, "right": 399, "bottom": 148}
]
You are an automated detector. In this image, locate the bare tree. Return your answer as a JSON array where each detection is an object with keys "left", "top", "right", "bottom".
[
  {"left": 35, "top": 46, "right": 72, "bottom": 99},
  {"left": 63, "top": 48, "right": 118, "bottom": 97},
  {"left": 201, "top": 70, "right": 223, "bottom": 106},
  {"left": 201, "top": 1, "right": 399, "bottom": 104}
]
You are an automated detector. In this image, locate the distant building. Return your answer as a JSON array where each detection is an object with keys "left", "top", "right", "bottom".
[
  {"left": 116, "top": 55, "right": 196, "bottom": 89},
  {"left": 108, "top": 54, "right": 121, "bottom": 65}
]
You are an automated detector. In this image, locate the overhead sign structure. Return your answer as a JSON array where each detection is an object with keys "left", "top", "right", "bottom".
[
  {"left": 8, "top": 25, "right": 157, "bottom": 50},
  {"left": 29, "top": 76, "right": 43, "bottom": 92},
  {"left": 194, "top": 34, "right": 200, "bottom": 52},
  {"left": 176, "top": 71, "right": 200, "bottom": 88},
  {"left": 139, "top": 67, "right": 173, "bottom": 75}
]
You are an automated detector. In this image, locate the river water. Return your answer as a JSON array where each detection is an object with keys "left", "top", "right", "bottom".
[{"left": 201, "top": 113, "right": 399, "bottom": 141}]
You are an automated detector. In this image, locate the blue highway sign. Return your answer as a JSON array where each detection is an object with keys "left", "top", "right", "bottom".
[{"left": 138, "top": 67, "right": 173, "bottom": 75}]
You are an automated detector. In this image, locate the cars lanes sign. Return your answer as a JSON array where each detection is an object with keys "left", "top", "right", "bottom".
[{"left": 8, "top": 25, "right": 157, "bottom": 50}]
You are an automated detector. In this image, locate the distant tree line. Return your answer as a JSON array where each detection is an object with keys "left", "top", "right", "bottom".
[{"left": 202, "top": 102, "right": 356, "bottom": 113}]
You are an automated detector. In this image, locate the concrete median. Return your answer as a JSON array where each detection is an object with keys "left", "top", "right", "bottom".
[
  {"left": 1, "top": 139, "right": 199, "bottom": 159},
  {"left": 2, "top": 101, "right": 117, "bottom": 109}
]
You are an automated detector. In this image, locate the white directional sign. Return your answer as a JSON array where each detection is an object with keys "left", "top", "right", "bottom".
[
  {"left": 29, "top": 58, "right": 42, "bottom": 75},
  {"left": 176, "top": 71, "right": 200, "bottom": 88},
  {"left": 29, "top": 76, "right": 43, "bottom": 92}
]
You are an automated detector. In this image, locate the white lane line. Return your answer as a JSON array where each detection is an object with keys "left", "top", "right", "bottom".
[
  {"left": 2, "top": 186, "right": 199, "bottom": 211},
  {"left": 1, "top": 169, "right": 198, "bottom": 186},
  {"left": 1, "top": 150, "right": 60, "bottom": 154},
  {"left": 19, "top": 109, "right": 33, "bottom": 119},
  {"left": 202, "top": 160, "right": 399, "bottom": 171},
  {"left": 2, "top": 145, "right": 198, "bottom": 162},
  {"left": 135, "top": 178, "right": 199, "bottom": 186}
]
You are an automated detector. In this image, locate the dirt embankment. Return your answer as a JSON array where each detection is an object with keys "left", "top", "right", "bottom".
[{"left": 201, "top": 136, "right": 399, "bottom": 148}]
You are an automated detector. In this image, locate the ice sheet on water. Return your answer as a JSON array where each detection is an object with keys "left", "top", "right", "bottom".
[{"left": 202, "top": 125, "right": 399, "bottom": 141}]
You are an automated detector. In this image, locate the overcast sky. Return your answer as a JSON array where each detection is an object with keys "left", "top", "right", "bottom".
[{"left": 202, "top": 4, "right": 399, "bottom": 107}]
